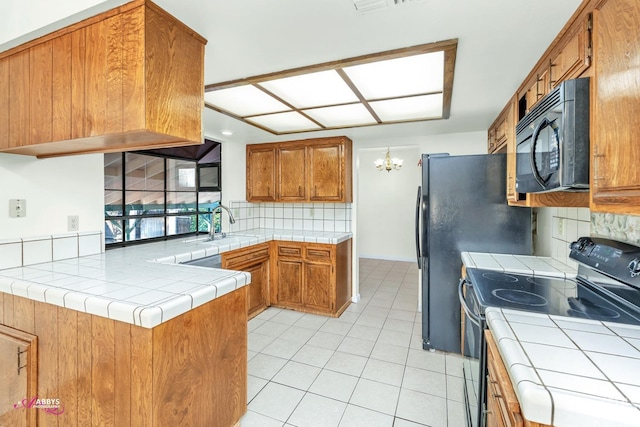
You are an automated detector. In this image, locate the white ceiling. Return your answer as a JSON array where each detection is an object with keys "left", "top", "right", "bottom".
[{"left": 2, "top": 0, "right": 584, "bottom": 146}]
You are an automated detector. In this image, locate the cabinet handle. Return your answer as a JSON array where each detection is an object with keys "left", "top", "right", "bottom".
[
  {"left": 267, "top": 186, "right": 270, "bottom": 197},
  {"left": 299, "top": 185, "right": 302, "bottom": 196}
]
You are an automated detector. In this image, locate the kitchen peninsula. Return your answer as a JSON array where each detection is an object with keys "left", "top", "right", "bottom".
[{"left": 0, "top": 228, "right": 351, "bottom": 427}]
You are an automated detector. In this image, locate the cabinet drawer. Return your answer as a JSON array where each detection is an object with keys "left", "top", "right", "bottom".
[
  {"left": 305, "top": 246, "right": 333, "bottom": 261},
  {"left": 222, "top": 243, "right": 269, "bottom": 268},
  {"left": 277, "top": 244, "right": 303, "bottom": 258}
]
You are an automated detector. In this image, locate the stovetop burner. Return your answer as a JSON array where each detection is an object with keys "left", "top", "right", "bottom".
[
  {"left": 567, "top": 297, "right": 621, "bottom": 320},
  {"left": 481, "top": 272, "right": 518, "bottom": 282},
  {"left": 492, "top": 289, "right": 548, "bottom": 307}
]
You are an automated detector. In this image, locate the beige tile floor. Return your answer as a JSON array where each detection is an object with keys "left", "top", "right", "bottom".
[{"left": 241, "top": 258, "right": 467, "bottom": 427}]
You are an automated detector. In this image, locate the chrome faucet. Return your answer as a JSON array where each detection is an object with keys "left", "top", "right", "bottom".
[{"left": 209, "top": 204, "right": 236, "bottom": 240}]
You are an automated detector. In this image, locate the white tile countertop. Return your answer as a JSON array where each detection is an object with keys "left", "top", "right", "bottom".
[
  {"left": 486, "top": 307, "right": 640, "bottom": 427},
  {"left": 461, "top": 252, "right": 577, "bottom": 278},
  {"left": 0, "top": 229, "right": 352, "bottom": 329}
]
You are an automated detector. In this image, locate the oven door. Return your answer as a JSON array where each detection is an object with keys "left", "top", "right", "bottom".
[{"left": 459, "top": 278, "right": 486, "bottom": 427}]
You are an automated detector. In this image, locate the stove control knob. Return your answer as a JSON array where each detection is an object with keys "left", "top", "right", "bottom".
[
  {"left": 628, "top": 258, "right": 640, "bottom": 277},
  {"left": 570, "top": 239, "right": 586, "bottom": 252}
]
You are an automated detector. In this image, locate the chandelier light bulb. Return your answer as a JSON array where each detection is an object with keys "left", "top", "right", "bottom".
[{"left": 375, "top": 147, "right": 403, "bottom": 172}]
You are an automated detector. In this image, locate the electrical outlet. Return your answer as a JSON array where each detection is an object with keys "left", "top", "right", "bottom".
[
  {"left": 309, "top": 207, "right": 315, "bottom": 218},
  {"left": 233, "top": 208, "right": 240, "bottom": 217},
  {"left": 68, "top": 215, "right": 79, "bottom": 232}
]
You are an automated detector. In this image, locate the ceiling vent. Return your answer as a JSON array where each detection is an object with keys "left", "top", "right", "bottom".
[{"left": 353, "top": 0, "right": 423, "bottom": 13}]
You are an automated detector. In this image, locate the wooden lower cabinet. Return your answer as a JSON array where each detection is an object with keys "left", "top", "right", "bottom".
[
  {"left": 485, "top": 330, "right": 550, "bottom": 427},
  {"left": 0, "top": 325, "right": 37, "bottom": 427},
  {"left": 272, "top": 239, "right": 352, "bottom": 317},
  {"left": 222, "top": 243, "right": 270, "bottom": 319},
  {"left": 0, "top": 289, "right": 247, "bottom": 427}
]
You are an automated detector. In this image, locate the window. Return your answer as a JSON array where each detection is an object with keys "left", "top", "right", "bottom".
[{"left": 104, "top": 143, "right": 222, "bottom": 246}]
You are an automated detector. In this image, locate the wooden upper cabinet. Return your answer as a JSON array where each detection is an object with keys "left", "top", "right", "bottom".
[
  {"left": 550, "top": 13, "right": 592, "bottom": 88},
  {"left": 247, "top": 136, "right": 353, "bottom": 203},
  {"left": 246, "top": 145, "right": 277, "bottom": 201},
  {"left": 590, "top": 0, "right": 640, "bottom": 214},
  {"left": 308, "top": 138, "right": 350, "bottom": 201},
  {"left": 488, "top": 101, "right": 512, "bottom": 154},
  {"left": 0, "top": 57, "right": 10, "bottom": 150},
  {"left": 278, "top": 144, "right": 307, "bottom": 201},
  {"left": 0, "top": 0, "right": 206, "bottom": 158}
]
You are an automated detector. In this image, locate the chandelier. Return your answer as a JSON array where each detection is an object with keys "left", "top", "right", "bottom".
[{"left": 375, "top": 147, "right": 403, "bottom": 172}]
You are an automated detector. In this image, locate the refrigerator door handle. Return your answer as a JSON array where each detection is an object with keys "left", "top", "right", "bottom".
[{"left": 415, "top": 186, "right": 422, "bottom": 267}]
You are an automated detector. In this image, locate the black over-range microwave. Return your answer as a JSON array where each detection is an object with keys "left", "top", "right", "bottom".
[{"left": 515, "top": 77, "right": 590, "bottom": 193}]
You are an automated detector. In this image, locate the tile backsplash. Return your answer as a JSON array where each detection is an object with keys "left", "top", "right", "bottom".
[
  {"left": 546, "top": 209, "right": 640, "bottom": 267},
  {"left": 547, "top": 207, "right": 591, "bottom": 268},
  {"left": 591, "top": 213, "right": 640, "bottom": 245},
  {"left": 0, "top": 231, "right": 103, "bottom": 270},
  {"left": 228, "top": 201, "right": 352, "bottom": 233}
]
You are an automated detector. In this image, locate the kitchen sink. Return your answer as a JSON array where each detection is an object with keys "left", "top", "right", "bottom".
[{"left": 180, "top": 254, "right": 222, "bottom": 268}]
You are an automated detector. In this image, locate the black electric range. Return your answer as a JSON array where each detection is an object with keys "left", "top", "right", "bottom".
[
  {"left": 467, "top": 237, "right": 640, "bottom": 324},
  {"left": 460, "top": 237, "right": 640, "bottom": 427}
]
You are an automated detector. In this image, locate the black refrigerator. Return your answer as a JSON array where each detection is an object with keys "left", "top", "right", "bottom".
[{"left": 415, "top": 153, "right": 532, "bottom": 353}]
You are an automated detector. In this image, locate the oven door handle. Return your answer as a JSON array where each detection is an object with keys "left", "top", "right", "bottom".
[{"left": 458, "top": 278, "right": 482, "bottom": 327}]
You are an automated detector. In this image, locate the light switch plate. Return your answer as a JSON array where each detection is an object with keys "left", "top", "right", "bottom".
[{"left": 9, "top": 199, "right": 26, "bottom": 218}]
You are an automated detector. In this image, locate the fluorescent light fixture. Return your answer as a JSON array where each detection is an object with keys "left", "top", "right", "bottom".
[
  {"left": 370, "top": 93, "right": 443, "bottom": 121},
  {"left": 246, "top": 111, "right": 322, "bottom": 133},
  {"left": 343, "top": 51, "right": 444, "bottom": 99},
  {"left": 204, "top": 40, "right": 457, "bottom": 135},
  {"left": 221, "top": 130, "right": 233, "bottom": 136},
  {"left": 259, "top": 70, "right": 359, "bottom": 108},
  {"left": 304, "top": 104, "right": 377, "bottom": 127},
  {"left": 204, "top": 85, "right": 290, "bottom": 117}
]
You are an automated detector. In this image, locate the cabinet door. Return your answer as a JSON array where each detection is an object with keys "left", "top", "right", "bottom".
[
  {"left": 247, "top": 145, "right": 277, "bottom": 201},
  {"left": 591, "top": 0, "right": 640, "bottom": 212},
  {"left": 308, "top": 141, "right": 344, "bottom": 201},
  {"left": 550, "top": 14, "right": 592, "bottom": 88},
  {"left": 30, "top": 40, "right": 53, "bottom": 145},
  {"left": 0, "top": 57, "right": 8, "bottom": 149},
  {"left": 278, "top": 145, "right": 306, "bottom": 201},
  {"left": 245, "top": 260, "right": 269, "bottom": 318},
  {"left": 0, "top": 326, "right": 37, "bottom": 427},
  {"left": 303, "top": 261, "right": 333, "bottom": 313},
  {"left": 9, "top": 50, "right": 30, "bottom": 148},
  {"left": 275, "top": 259, "right": 303, "bottom": 308}
]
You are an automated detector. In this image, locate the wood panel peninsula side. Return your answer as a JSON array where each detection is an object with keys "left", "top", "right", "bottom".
[{"left": 0, "top": 288, "right": 247, "bottom": 427}]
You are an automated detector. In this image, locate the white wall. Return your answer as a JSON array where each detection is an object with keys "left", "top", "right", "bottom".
[
  {"left": 220, "top": 140, "right": 247, "bottom": 204},
  {"left": 0, "top": 154, "right": 104, "bottom": 239},
  {"left": 354, "top": 131, "right": 487, "bottom": 261}
]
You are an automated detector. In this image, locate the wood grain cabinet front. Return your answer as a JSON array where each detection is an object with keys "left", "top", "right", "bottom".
[
  {"left": 0, "top": 325, "right": 37, "bottom": 427},
  {"left": 0, "top": 0, "right": 206, "bottom": 158},
  {"left": 246, "top": 145, "right": 277, "bottom": 202},
  {"left": 222, "top": 243, "right": 270, "bottom": 319},
  {"left": 590, "top": 0, "right": 640, "bottom": 214},
  {"left": 271, "top": 240, "right": 352, "bottom": 317},
  {"left": 246, "top": 136, "right": 353, "bottom": 203},
  {"left": 0, "top": 290, "right": 247, "bottom": 427}
]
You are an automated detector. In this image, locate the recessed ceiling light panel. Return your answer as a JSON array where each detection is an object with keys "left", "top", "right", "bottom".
[
  {"left": 204, "top": 85, "right": 290, "bottom": 117},
  {"left": 344, "top": 51, "right": 444, "bottom": 99},
  {"left": 304, "top": 104, "right": 378, "bottom": 127},
  {"left": 370, "top": 93, "right": 443, "bottom": 121},
  {"left": 259, "top": 70, "right": 359, "bottom": 109},
  {"left": 246, "top": 111, "right": 322, "bottom": 133}
]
